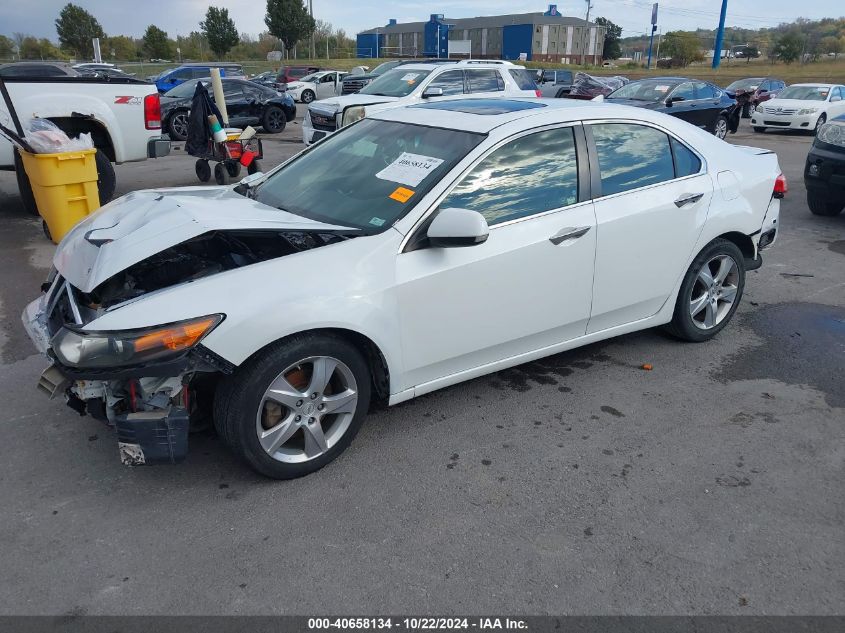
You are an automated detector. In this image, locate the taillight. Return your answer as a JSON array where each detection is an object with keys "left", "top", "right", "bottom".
[
  {"left": 773, "top": 173, "right": 787, "bottom": 198},
  {"left": 144, "top": 93, "right": 161, "bottom": 130},
  {"left": 535, "top": 89, "right": 542, "bottom": 98}
]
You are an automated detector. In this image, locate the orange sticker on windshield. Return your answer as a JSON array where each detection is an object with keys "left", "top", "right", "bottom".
[{"left": 389, "top": 186, "right": 415, "bottom": 203}]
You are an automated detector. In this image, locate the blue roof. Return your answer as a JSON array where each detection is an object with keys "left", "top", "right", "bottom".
[{"left": 412, "top": 99, "right": 547, "bottom": 115}]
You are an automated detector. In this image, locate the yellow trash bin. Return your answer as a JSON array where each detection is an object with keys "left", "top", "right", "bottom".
[{"left": 18, "top": 148, "right": 100, "bottom": 244}]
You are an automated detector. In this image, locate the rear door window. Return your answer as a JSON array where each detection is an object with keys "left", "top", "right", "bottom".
[
  {"left": 466, "top": 69, "right": 503, "bottom": 93},
  {"left": 509, "top": 69, "right": 538, "bottom": 91},
  {"left": 591, "top": 123, "right": 676, "bottom": 196}
]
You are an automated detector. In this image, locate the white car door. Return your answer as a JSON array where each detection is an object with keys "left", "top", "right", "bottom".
[
  {"left": 396, "top": 125, "right": 597, "bottom": 390},
  {"left": 827, "top": 86, "right": 845, "bottom": 117},
  {"left": 585, "top": 121, "right": 714, "bottom": 333},
  {"left": 316, "top": 73, "right": 336, "bottom": 100}
]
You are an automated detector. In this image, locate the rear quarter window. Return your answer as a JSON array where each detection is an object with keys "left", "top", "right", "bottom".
[{"left": 509, "top": 69, "right": 538, "bottom": 91}]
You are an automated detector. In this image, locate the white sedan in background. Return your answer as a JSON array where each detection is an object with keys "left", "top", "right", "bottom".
[
  {"left": 23, "top": 99, "right": 784, "bottom": 479},
  {"left": 285, "top": 70, "right": 348, "bottom": 103},
  {"left": 752, "top": 83, "right": 845, "bottom": 133}
]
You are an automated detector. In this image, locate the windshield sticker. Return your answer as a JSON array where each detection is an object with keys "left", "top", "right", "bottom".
[
  {"left": 401, "top": 73, "right": 421, "bottom": 82},
  {"left": 369, "top": 217, "right": 386, "bottom": 227},
  {"left": 655, "top": 85, "right": 670, "bottom": 92},
  {"left": 376, "top": 152, "right": 445, "bottom": 187},
  {"left": 389, "top": 186, "right": 415, "bottom": 203}
]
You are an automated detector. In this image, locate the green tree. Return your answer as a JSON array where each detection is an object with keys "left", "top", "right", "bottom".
[
  {"left": 55, "top": 3, "right": 104, "bottom": 59},
  {"left": 0, "top": 35, "right": 15, "bottom": 59},
  {"left": 200, "top": 6, "right": 239, "bottom": 58},
  {"left": 265, "top": 0, "right": 316, "bottom": 56},
  {"left": 661, "top": 31, "right": 704, "bottom": 66},
  {"left": 103, "top": 35, "right": 136, "bottom": 60},
  {"left": 19, "top": 36, "right": 66, "bottom": 60},
  {"left": 821, "top": 35, "right": 843, "bottom": 58},
  {"left": 142, "top": 25, "right": 172, "bottom": 60},
  {"left": 176, "top": 32, "right": 208, "bottom": 61},
  {"left": 773, "top": 31, "right": 803, "bottom": 64},
  {"left": 594, "top": 17, "right": 622, "bottom": 60}
]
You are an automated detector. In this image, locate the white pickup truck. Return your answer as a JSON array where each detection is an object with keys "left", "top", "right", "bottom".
[{"left": 0, "top": 75, "right": 169, "bottom": 212}]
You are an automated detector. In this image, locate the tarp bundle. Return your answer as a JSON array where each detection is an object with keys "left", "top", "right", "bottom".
[
  {"left": 569, "top": 73, "right": 629, "bottom": 98},
  {"left": 185, "top": 81, "right": 225, "bottom": 157}
]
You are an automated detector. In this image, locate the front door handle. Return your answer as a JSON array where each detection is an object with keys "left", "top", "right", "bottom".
[
  {"left": 549, "top": 226, "right": 591, "bottom": 245},
  {"left": 674, "top": 193, "right": 704, "bottom": 208}
]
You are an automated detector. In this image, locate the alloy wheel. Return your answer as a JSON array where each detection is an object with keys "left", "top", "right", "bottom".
[
  {"left": 715, "top": 117, "right": 728, "bottom": 139},
  {"left": 256, "top": 356, "right": 358, "bottom": 463},
  {"left": 689, "top": 254, "right": 739, "bottom": 330},
  {"left": 267, "top": 109, "right": 283, "bottom": 130},
  {"left": 171, "top": 112, "right": 189, "bottom": 139}
]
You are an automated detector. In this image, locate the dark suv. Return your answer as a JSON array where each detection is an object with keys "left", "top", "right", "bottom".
[{"left": 804, "top": 114, "right": 845, "bottom": 216}]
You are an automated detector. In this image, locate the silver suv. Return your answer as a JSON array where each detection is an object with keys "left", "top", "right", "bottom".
[{"left": 303, "top": 60, "right": 539, "bottom": 145}]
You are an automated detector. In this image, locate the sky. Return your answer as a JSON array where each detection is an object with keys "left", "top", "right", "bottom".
[{"left": 1, "top": 0, "right": 840, "bottom": 42}]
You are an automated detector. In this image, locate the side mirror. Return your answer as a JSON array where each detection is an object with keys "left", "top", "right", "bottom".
[
  {"left": 831, "top": 95, "right": 842, "bottom": 102},
  {"left": 423, "top": 87, "right": 444, "bottom": 98},
  {"left": 665, "top": 96, "right": 684, "bottom": 107},
  {"left": 427, "top": 208, "right": 489, "bottom": 248}
]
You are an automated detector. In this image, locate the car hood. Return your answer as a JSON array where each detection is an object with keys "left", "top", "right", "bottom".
[
  {"left": 54, "top": 187, "right": 355, "bottom": 293},
  {"left": 286, "top": 81, "right": 310, "bottom": 90},
  {"left": 309, "top": 93, "right": 400, "bottom": 113},
  {"left": 764, "top": 98, "right": 828, "bottom": 109}
]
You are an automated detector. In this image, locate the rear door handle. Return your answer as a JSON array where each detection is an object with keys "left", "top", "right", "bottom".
[
  {"left": 674, "top": 193, "right": 704, "bottom": 208},
  {"left": 549, "top": 226, "right": 591, "bottom": 245}
]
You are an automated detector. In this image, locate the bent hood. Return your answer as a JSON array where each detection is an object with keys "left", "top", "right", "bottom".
[
  {"left": 55, "top": 187, "right": 354, "bottom": 293},
  {"left": 309, "top": 93, "right": 400, "bottom": 114}
]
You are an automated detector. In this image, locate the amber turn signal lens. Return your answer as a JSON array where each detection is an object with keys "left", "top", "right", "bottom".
[{"left": 133, "top": 317, "right": 219, "bottom": 353}]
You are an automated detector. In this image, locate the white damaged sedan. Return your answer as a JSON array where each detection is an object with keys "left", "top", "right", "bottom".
[{"left": 23, "top": 99, "right": 784, "bottom": 479}]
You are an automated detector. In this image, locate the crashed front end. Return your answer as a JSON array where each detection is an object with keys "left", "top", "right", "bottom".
[{"left": 23, "top": 270, "right": 230, "bottom": 465}]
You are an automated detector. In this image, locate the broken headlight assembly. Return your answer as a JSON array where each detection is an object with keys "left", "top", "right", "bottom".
[{"left": 50, "top": 314, "right": 224, "bottom": 369}]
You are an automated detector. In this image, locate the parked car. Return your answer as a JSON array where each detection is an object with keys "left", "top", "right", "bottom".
[
  {"left": 535, "top": 69, "right": 574, "bottom": 97},
  {"left": 276, "top": 65, "right": 321, "bottom": 87},
  {"left": 1, "top": 74, "right": 169, "bottom": 214},
  {"left": 160, "top": 78, "right": 296, "bottom": 141},
  {"left": 22, "top": 99, "right": 783, "bottom": 479},
  {"left": 0, "top": 62, "right": 78, "bottom": 77},
  {"left": 76, "top": 66, "right": 138, "bottom": 79},
  {"left": 250, "top": 71, "right": 281, "bottom": 90},
  {"left": 155, "top": 63, "right": 244, "bottom": 92},
  {"left": 566, "top": 72, "right": 627, "bottom": 100},
  {"left": 339, "top": 59, "right": 443, "bottom": 95},
  {"left": 725, "top": 77, "right": 786, "bottom": 117},
  {"left": 286, "top": 70, "right": 349, "bottom": 103},
  {"left": 605, "top": 77, "right": 736, "bottom": 139},
  {"left": 804, "top": 114, "right": 845, "bottom": 216},
  {"left": 751, "top": 83, "right": 845, "bottom": 134},
  {"left": 303, "top": 59, "right": 539, "bottom": 145}
]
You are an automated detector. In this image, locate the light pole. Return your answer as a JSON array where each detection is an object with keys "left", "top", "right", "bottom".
[
  {"left": 309, "top": 0, "right": 315, "bottom": 59},
  {"left": 712, "top": 0, "right": 728, "bottom": 68}
]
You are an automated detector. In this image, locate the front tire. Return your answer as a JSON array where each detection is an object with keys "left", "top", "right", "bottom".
[
  {"left": 713, "top": 115, "right": 729, "bottom": 139},
  {"left": 301, "top": 89, "right": 315, "bottom": 104},
  {"left": 214, "top": 334, "right": 371, "bottom": 479},
  {"left": 753, "top": 126, "right": 765, "bottom": 133},
  {"left": 261, "top": 105, "right": 286, "bottom": 133},
  {"left": 665, "top": 239, "right": 746, "bottom": 342},
  {"left": 214, "top": 162, "right": 230, "bottom": 185},
  {"left": 813, "top": 113, "right": 827, "bottom": 135},
  {"left": 808, "top": 190, "right": 845, "bottom": 216}
]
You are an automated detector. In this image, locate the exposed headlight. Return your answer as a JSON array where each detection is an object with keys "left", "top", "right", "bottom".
[
  {"left": 755, "top": 104, "right": 763, "bottom": 113},
  {"left": 51, "top": 315, "right": 223, "bottom": 368},
  {"left": 798, "top": 107, "right": 819, "bottom": 115},
  {"left": 342, "top": 105, "right": 366, "bottom": 127},
  {"left": 816, "top": 121, "right": 845, "bottom": 147}
]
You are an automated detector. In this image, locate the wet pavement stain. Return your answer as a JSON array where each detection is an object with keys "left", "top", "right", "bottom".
[
  {"left": 828, "top": 240, "right": 845, "bottom": 256},
  {"left": 716, "top": 302, "right": 845, "bottom": 408}
]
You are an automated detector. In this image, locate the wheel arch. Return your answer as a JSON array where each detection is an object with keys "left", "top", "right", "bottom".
[
  {"left": 47, "top": 116, "right": 115, "bottom": 162},
  {"left": 240, "top": 327, "right": 393, "bottom": 404},
  {"left": 716, "top": 230, "right": 756, "bottom": 262}
]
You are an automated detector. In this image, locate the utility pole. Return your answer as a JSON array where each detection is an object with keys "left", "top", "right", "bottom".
[
  {"left": 309, "top": 0, "right": 315, "bottom": 59},
  {"left": 647, "top": 3, "right": 658, "bottom": 69},
  {"left": 712, "top": 0, "right": 728, "bottom": 68},
  {"left": 582, "top": 0, "right": 593, "bottom": 65}
]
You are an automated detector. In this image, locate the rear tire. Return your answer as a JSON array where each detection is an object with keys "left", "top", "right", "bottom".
[
  {"left": 214, "top": 162, "right": 230, "bottom": 185},
  {"left": 214, "top": 333, "right": 371, "bottom": 479},
  {"left": 261, "top": 105, "right": 286, "bottom": 133},
  {"left": 713, "top": 115, "right": 729, "bottom": 139},
  {"left": 94, "top": 149, "right": 116, "bottom": 204},
  {"left": 808, "top": 190, "right": 845, "bottom": 216},
  {"left": 168, "top": 110, "right": 189, "bottom": 141},
  {"left": 665, "top": 239, "right": 746, "bottom": 343},
  {"left": 195, "top": 159, "right": 211, "bottom": 182},
  {"left": 225, "top": 161, "right": 241, "bottom": 178}
]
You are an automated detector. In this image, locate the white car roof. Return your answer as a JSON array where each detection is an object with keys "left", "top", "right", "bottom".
[
  {"left": 790, "top": 83, "right": 840, "bottom": 88},
  {"left": 387, "top": 62, "right": 524, "bottom": 72},
  {"left": 370, "top": 98, "right": 687, "bottom": 135}
]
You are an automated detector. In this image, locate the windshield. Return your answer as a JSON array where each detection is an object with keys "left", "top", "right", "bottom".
[
  {"left": 726, "top": 78, "right": 763, "bottom": 92},
  {"left": 608, "top": 80, "right": 681, "bottom": 101},
  {"left": 778, "top": 85, "right": 830, "bottom": 101},
  {"left": 299, "top": 73, "right": 322, "bottom": 83},
  {"left": 164, "top": 79, "right": 210, "bottom": 98},
  {"left": 255, "top": 119, "right": 485, "bottom": 231},
  {"left": 359, "top": 69, "right": 431, "bottom": 97}
]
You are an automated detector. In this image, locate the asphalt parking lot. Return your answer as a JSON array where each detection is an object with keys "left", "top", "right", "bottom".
[{"left": 0, "top": 110, "right": 842, "bottom": 616}]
